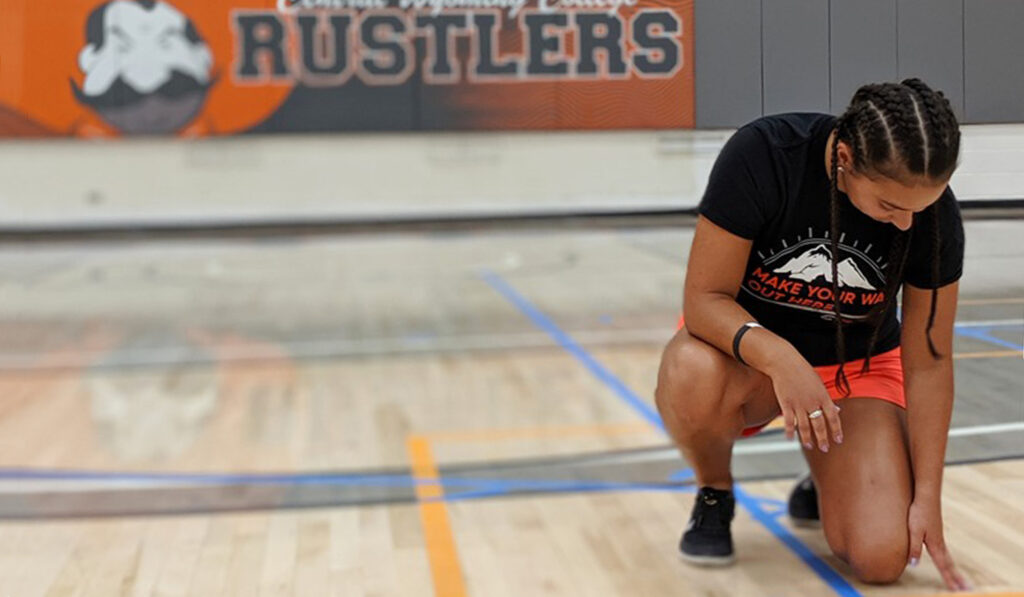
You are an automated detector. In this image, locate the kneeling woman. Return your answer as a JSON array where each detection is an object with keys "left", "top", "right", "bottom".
[{"left": 656, "top": 78, "right": 969, "bottom": 590}]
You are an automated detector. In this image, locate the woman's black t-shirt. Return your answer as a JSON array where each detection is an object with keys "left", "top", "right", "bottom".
[{"left": 697, "top": 112, "right": 965, "bottom": 367}]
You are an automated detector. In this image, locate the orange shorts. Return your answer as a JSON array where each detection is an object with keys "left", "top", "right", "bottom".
[{"left": 674, "top": 315, "right": 906, "bottom": 437}]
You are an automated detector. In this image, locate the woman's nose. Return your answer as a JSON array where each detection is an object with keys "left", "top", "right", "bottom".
[{"left": 892, "top": 211, "right": 913, "bottom": 231}]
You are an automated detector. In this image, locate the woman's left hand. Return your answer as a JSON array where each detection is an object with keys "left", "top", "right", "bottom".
[{"left": 907, "top": 497, "right": 971, "bottom": 591}]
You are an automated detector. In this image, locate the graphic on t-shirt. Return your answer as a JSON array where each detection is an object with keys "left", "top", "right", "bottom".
[
  {"left": 741, "top": 228, "right": 888, "bottom": 321},
  {"left": 774, "top": 244, "right": 875, "bottom": 289}
]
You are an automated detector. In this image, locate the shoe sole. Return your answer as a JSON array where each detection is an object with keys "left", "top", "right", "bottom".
[
  {"left": 789, "top": 517, "right": 822, "bottom": 529},
  {"left": 678, "top": 551, "right": 736, "bottom": 567}
]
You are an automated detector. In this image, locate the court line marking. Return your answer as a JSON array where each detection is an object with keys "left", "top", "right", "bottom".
[
  {"left": 4, "top": 455, "right": 1024, "bottom": 497},
  {"left": 407, "top": 435, "right": 468, "bottom": 597},
  {"left": 954, "top": 326, "right": 1024, "bottom": 353},
  {"left": 0, "top": 469, "right": 420, "bottom": 485},
  {"left": 588, "top": 422, "right": 1024, "bottom": 465},
  {"left": 427, "top": 422, "right": 654, "bottom": 443},
  {"left": 427, "top": 419, "right": 784, "bottom": 444},
  {"left": 729, "top": 422, "right": 1024, "bottom": 458},
  {"left": 733, "top": 486, "right": 860, "bottom": 597},
  {"left": 480, "top": 269, "right": 861, "bottom": 597},
  {"left": 952, "top": 319, "right": 1024, "bottom": 327},
  {"left": 479, "top": 270, "right": 663, "bottom": 429},
  {"left": 947, "top": 422, "right": 1024, "bottom": 437},
  {"left": 958, "top": 297, "right": 1024, "bottom": 305},
  {"left": 6, "top": 424, "right": 1019, "bottom": 489},
  {"left": 954, "top": 350, "right": 1019, "bottom": 359},
  {"left": 0, "top": 321, "right": 1017, "bottom": 372}
]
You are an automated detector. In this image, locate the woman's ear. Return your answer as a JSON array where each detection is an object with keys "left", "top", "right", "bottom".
[{"left": 836, "top": 140, "right": 855, "bottom": 172}]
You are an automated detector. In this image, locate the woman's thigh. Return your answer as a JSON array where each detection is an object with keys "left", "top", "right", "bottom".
[
  {"left": 659, "top": 326, "right": 781, "bottom": 430},
  {"left": 803, "top": 397, "right": 913, "bottom": 582}
]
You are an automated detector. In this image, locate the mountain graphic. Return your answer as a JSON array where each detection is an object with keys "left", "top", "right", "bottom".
[{"left": 773, "top": 244, "right": 876, "bottom": 290}]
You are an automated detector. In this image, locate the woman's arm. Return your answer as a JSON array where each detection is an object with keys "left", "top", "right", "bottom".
[
  {"left": 684, "top": 216, "right": 843, "bottom": 449},
  {"left": 900, "top": 280, "right": 959, "bottom": 499},
  {"left": 683, "top": 216, "right": 792, "bottom": 367},
  {"left": 900, "top": 280, "right": 969, "bottom": 590}
]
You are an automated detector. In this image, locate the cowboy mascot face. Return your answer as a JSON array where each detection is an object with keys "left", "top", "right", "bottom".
[{"left": 72, "top": 0, "right": 214, "bottom": 134}]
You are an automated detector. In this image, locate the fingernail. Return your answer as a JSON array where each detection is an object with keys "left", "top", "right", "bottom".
[
  {"left": 908, "top": 557, "right": 918, "bottom": 567},
  {"left": 804, "top": 443, "right": 812, "bottom": 450},
  {"left": 834, "top": 405, "right": 841, "bottom": 411},
  {"left": 819, "top": 444, "right": 829, "bottom": 453},
  {"left": 835, "top": 434, "right": 843, "bottom": 444}
]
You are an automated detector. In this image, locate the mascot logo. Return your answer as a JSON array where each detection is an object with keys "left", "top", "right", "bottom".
[{"left": 71, "top": 0, "right": 216, "bottom": 134}]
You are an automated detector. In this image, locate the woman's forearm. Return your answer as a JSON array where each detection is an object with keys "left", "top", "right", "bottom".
[
  {"left": 683, "top": 292, "right": 807, "bottom": 378},
  {"left": 903, "top": 361, "right": 956, "bottom": 499}
]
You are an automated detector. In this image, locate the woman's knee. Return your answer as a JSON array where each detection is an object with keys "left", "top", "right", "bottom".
[
  {"left": 830, "top": 528, "right": 909, "bottom": 585},
  {"left": 655, "top": 332, "right": 756, "bottom": 437},
  {"left": 813, "top": 399, "right": 913, "bottom": 585},
  {"left": 655, "top": 333, "right": 729, "bottom": 413}
]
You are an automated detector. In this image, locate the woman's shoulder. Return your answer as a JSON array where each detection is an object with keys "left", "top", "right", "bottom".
[
  {"left": 739, "top": 112, "right": 837, "bottom": 149},
  {"left": 714, "top": 112, "right": 835, "bottom": 181}
]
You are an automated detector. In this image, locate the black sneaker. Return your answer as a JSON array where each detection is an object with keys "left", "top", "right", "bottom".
[
  {"left": 679, "top": 486, "right": 736, "bottom": 566},
  {"left": 787, "top": 474, "right": 821, "bottom": 528}
]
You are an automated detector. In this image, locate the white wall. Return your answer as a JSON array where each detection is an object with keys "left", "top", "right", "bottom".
[{"left": 0, "top": 125, "right": 1020, "bottom": 229}]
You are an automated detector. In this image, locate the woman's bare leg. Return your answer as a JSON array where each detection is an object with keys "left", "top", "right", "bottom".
[
  {"left": 803, "top": 398, "right": 913, "bottom": 584},
  {"left": 655, "top": 326, "right": 781, "bottom": 490}
]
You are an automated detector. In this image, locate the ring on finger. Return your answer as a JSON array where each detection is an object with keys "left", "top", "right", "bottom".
[{"left": 808, "top": 409, "right": 824, "bottom": 420}]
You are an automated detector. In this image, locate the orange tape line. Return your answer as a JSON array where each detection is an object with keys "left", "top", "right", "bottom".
[
  {"left": 428, "top": 422, "right": 654, "bottom": 443},
  {"left": 954, "top": 350, "right": 1020, "bottom": 359},
  {"left": 407, "top": 435, "right": 468, "bottom": 597}
]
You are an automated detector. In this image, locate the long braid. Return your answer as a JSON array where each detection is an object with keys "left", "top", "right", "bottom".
[
  {"left": 828, "top": 129, "right": 851, "bottom": 396},
  {"left": 829, "top": 78, "right": 960, "bottom": 386},
  {"left": 861, "top": 226, "right": 912, "bottom": 373},
  {"left": 926, "top": 204, "right": 942, "bottom": 357}
]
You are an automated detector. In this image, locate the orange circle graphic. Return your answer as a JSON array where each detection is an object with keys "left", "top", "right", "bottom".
[{"left": 0, "top": 0, "right": 294, "bottom": 136}]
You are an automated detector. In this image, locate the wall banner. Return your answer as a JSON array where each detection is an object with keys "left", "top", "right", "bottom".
[{"left": 0, "top": 0, "right": 693, "bottom": 136}]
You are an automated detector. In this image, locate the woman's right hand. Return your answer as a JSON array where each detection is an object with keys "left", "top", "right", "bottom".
[{"left": 768, "top": 358, "right": 843, "bottom": 452}]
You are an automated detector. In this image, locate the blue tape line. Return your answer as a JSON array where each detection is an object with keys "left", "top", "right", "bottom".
[
  {"left": 0, "top": 468, "right": 424, "bottom": 486},
  {"left": 0, "top": 469, "right": 692, "bottom": 498},
  {"left": 482, "top": 269, "right": 861, "bottom": 597},
  {"left": 668, "top": 468, "right": 695, "bottom": 482},
  {"left": 445, "top": 479, "right": 688, "bottom": 493},
  {"left": 954, "top": 326, "right": 1024, "bottom": 352},
  {"left": 735, "top": 487, "right": 860, "bottom": 596},
  {"left": 441, "top": 481, "right": 693, "bottom": 503},
  {"left": 480, "top": 270, "right": 664, "bottom": 430},
  {"left": 751, "top": 495, "right": 787, "bottom": 509}
]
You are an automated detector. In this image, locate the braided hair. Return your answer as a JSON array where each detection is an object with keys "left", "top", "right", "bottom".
[{"left": 828, "top": 78, "right": 960, "bottom": 396}]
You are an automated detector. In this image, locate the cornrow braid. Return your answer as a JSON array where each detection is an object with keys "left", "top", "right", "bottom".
[
  {"left": 903, "top": 78, "right": 962, "bottom": 179},
  {"left": 829, "top": 78, "right": 959, "bottom": 391},
  {"left": 905, "top": 78, "right": 959, "bottom": 357}
]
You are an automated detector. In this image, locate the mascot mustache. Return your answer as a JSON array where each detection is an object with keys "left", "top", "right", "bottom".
[{"left": 70, "top": 70, "right": 218, "bottom": 109}]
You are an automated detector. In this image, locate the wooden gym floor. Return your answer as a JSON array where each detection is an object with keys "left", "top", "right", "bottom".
[{"left": 0, "top": 219, "right": 1020, "bottom": 596}]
